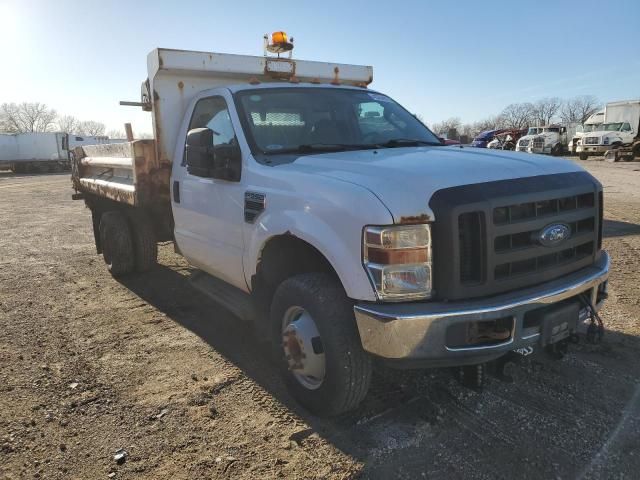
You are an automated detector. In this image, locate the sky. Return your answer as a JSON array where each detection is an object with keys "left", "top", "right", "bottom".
[{"left": 1, "top": 0, "right": 639, "bottom": 136}]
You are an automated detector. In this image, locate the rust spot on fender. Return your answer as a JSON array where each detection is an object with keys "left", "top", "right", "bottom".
[{"left": 399, "top": 213, "right": 431, "bottom": 224}]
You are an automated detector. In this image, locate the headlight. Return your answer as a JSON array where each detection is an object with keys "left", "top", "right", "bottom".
[
  {"left": 363, "top": 224, "right": 433, "bottom": 301},
  {"left": 603, "top": 137, "right": 610, "bottom": 145}
]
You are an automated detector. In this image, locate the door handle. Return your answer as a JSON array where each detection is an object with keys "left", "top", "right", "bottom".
[{"left": 173, "top": 180, "right": 180, "bottom": 203}]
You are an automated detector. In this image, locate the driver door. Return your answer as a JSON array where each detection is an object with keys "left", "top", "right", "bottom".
[{"left": 172, "top": 91, "right": 247, "bottom": 290}]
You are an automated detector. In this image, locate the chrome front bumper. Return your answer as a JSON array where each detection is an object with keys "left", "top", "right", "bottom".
[
  {"left": 576, "top": 145, "right": 608, "bottom": 154},
  {"left": 354, "top": 251, "right": 610, "bottom": 367}
]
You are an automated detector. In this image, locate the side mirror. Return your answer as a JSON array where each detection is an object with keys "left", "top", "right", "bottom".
[{"left": 186, "top": 128, "right": 241, "bottom": 181}]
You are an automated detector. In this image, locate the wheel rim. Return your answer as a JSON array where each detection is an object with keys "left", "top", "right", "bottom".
[{"left": 281, "top": 306, "right": 325, "bottom": 390}]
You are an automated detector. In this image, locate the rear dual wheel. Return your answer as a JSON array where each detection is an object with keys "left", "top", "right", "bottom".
[{"left": 98, "top": 210, "right": 157, "bottom": 277}]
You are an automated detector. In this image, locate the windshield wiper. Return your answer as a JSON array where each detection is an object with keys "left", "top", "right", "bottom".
[
  {"left": 264, "top": 143, "right": 380, "bottom": 155},
  {"left": 380, "top": 138, "right": 443, "bottom": 147}
]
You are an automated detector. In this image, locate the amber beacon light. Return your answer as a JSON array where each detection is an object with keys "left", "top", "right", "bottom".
[{"left": 264, "top": 31, "right": 294, "bottom": 57}]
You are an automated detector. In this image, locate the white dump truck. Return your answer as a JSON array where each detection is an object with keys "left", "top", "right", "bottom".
[
  {"left": 71, "top": 37, "right": 609, "bottom": 416},
  {"left": 514, "top": 125, "right": 568, "bottom": 155},
  {"left": 0, "top": 132, "right": 69, "bottom": 173},
  {"left": 577, "top": 100, "right": 640, "bottom": 160}
]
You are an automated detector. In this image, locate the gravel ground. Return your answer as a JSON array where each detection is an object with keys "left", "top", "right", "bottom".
[{"left": 1, "top": 159, "right": 639, "bottom": 479}]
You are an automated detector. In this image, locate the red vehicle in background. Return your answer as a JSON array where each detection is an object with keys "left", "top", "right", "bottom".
[{"left": 437, "top": 136, "right": 461, "bottom": 146}]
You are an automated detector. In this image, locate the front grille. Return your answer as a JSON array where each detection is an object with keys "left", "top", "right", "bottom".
[
  {"left": 495, "top": 241, "right": 594, "bottom": 280},
  {"left": 458, "top": 212, "right": 485, "bottom": 284},
  {"left": 584, "top": 136, "right": 599, "bottom": 145},
  {"left": 532, "top": 138, "right": 544, "bottom": 149},
  {"left": 429, "top": 172, "right": 601, "bottom": 301}
]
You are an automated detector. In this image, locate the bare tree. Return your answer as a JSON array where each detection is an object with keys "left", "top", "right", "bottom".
[
  {"left": 57, "top": 115, "right": 79, "bottom": 133},
  {"left": 106, "top": 129, "right": 126, "bottom": 139},
  {"left": 500, "top": 103, "right": 535, "bottom": 129},
  {"left": 560, "top": 95, "right": 601, "bottom": 124},
  {"left": 0, "top": 102, "right": 57, "bottom": 133},
  {"left": 533, "top": 97, "right": 562, "bottom": 125},
  {"left": 464, "top": 115, "right": 506, "bottom": 138},
  {"left": 430, "top": 117, "right": 462, "bottom": 140},
  {"left": 77, "top": 120, "right": 106, "bottom": 136}
]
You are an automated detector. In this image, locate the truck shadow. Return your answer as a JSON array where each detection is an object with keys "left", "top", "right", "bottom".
[
  {"left": 117, "top": 260, "right": 640, "bottom": 479},
  {"left": 603, "top": 219, "right": 640, "bottom": 238},
  {"left": 116, "top": 262, "right": 386, "bottom": 457}
]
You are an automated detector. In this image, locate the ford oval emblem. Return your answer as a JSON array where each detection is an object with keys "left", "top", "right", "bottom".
[{"left": 538, "top": 223, "right": 571, "bottom": 247}]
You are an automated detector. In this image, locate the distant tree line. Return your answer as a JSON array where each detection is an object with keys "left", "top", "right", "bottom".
[
  {"left": 430, "top": 95, "right": 601, "bottom": 141},
  {"left": 0, "top": 102, "right": 106, "bottom": 136}
]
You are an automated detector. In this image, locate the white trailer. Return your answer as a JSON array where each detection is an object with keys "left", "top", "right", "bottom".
[{"left": 0, "top": 132, "right": 70, "bottom": 173}]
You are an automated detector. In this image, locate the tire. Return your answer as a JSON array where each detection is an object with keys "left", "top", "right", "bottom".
[
  {"left": 99, "top": 211, "right": 134, "bottom": 277},
  {"left": 270, "top": 273, "right": 372, "bottom": 416},
  {"left": 125, "top": 210, "right": 157, "bottom": 272},
  {"left": 579, "top": 153, "right": 588, "bottom": 161},
  {"left": 551, "top": 144, "right": 562, "bottom": 156}
]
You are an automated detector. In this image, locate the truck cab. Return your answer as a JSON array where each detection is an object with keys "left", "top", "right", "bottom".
[
  {"left": 515, "top": 125, "right": 567, "bottom": 155},
  {"left": 568, "top": 110, "right": 604, "bottom": 155},
  {"left": 71, "top": 40, "right": 609, "bottom": 416},
  {"left": 576, "top": 100, "right": 640, "bottom": 160}
]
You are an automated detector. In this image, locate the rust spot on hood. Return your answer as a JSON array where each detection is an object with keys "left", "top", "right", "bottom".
[{"left": 399, "top": 213, "right": 431, "bottom": 224}]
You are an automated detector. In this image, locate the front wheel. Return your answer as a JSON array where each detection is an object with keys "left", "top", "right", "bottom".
[
  {"left": 270, "top": 273, "right": 372, "bottom": 416},
  {"left": 579, "top": 153, "right": 588, "bottom": 161}
]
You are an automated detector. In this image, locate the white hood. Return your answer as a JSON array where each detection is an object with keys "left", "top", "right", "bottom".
[{"left": 283, "top": 146, "right": 584, "bottom": 221}]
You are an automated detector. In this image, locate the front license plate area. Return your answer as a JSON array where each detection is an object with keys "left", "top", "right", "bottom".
[{"left": 526, "top": 300, "right": 580, "bottom": 346}]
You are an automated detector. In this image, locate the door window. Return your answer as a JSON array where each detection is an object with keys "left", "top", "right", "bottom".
[{"left": 184, "top": 96, "right": 237, "bottom": 165}]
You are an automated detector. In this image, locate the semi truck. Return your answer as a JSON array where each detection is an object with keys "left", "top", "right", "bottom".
[
  {"left": 0, "top": 132, "right": 70, "bottom": 173},
  {"left": 71, "top": 38, "right": 610, "bottom": 416},
  {"left": 514, "top": 125, "right": 569, "bottom": 155},
  {"left": 576, "top": 100, "right": 640, "bottom": 160}
]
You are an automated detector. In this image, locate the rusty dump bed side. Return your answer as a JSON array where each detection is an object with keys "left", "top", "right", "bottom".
[{"left": 71, "top": 140, "right": 170, "bottom": 208}]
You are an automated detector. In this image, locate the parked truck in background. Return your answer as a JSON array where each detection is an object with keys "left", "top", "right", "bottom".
[
  {"left": 0, "top": 132, "right": 69, "bottom": 173},
  {"left": 576, "top": 100, "right": 640, "bottom": 160},
  {"left": 515, "top": 125, "right": 569, "bottom": 155},
  {"left": 71, "top": 38, "right": 609, "bottom": 416},
  {"left": 568, "top": 110, "right": 604, "bottom": 155},
  {"left": 471, "top": 129, "right": 505, "bottom": 148}
]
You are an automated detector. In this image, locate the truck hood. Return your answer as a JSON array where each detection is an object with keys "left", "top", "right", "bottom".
[
  {"left": 587, "top": 130, "right": 620, "bottom": 137},
  {"left": 286, "top": 146, "right": 584, "bottom": 221}
]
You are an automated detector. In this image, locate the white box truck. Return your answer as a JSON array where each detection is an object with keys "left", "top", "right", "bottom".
[
  {"left": 71, "top": 38, "right": 609, "bottom": 416},
  {"left": 0, "top": 132, "right": 70, "bottom": 173},
  {"left": 577, "top": 100, "right": 640, "bottom": 160}
]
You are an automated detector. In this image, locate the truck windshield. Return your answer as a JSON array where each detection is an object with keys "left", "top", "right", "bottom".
[
  {"left": 234, "top": 87, "right": 442, "bottom": 156},
  {"left": 601, "top": 123, "right": 623, "bottom": 131}
]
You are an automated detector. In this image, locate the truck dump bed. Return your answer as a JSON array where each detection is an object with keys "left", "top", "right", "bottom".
[
  {"left": 71, "top": 48, "right": 372, "bottom": 208},
  {"left": 72, "top": 140, "right": 161, "bottom": 207}
]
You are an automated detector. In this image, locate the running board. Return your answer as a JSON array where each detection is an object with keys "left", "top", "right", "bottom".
[{"left": 189, "top": 270, "right": 256, "bottom": 322}]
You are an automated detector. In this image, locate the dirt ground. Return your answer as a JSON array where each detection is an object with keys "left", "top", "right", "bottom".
[{"left": 1, "top": 159, "right": 639, "bottom": 480}]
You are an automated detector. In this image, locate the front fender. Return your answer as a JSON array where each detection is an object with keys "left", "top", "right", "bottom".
[{"left": 242, "top": 175, "right": 394, "bottom": 301}]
